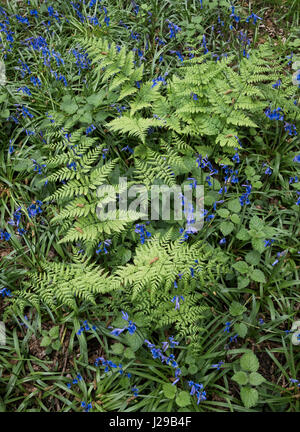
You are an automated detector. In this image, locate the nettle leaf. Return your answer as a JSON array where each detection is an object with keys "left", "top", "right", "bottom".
[
  {"left": 236, "top": 228, "right": 250, "bottom": 241},
  {"left": 232, "top": 371, "right": 249, "bottom": 386},
  {"left": 240, "top": 387, "right": 259, "bottom": 408},
  {"left": 49, "top": 326, "right": 60, "bottom": 339},
  {"left": 230, "top": 301, "right": 247, "bottom": 317},
  {"left": 250, "top": 269, "right": 266, "bottom": 283},
  {"left": 231, "top": 214, "right": 241, "bottom": 224},
  {"left": 40, "top": 336, "right": 52, "bottom": 347},
  {"left": 233, "top": 261, "right": 249, "bottom": 274},
  {"left": 163, "top": 383, "right": 177, "bottom": 399},
  {"left": 51, "top": 340, "right": 61, "bottom": 351},
  {"left": 227, "top": 198, "right": 241, "bottom": 213},
  {"left": 188, "top": 364, "right": 198, "bottom": 375},
  {"left": 220, "top": 221, "right": 234, "bottom": 236},
  {"left": 238, "top": 276, "right": 250, "bottom": 289},
  {"left": 249, "top": 372, "right": 265, "bottom": 386},
  {"left": 124, "top": 332, "right": 144, "bottom": 352},
  {"left": 60, "top": 95, "right": 78, "bottom": 114},
  {"left": 124, "top": 347, "right": 135, "bottom": 359},
  {"left": 240, "top": 352, "right": 259, "bottom": 372},
  {"left": 249, "top": 216, "right": 264, "bottom": 232},
  {"left": 217, "top": 209, "right": 230, "bottom": 218},
  {"left": 111, "top": 342, "right": 124, "bottom": 355},
  {"left": 234, "top": 322, "right": 248, "bottom": 338},
  {"left": 245, "top": 250, "right": 261, "bottom": 266},
  {"left": 251, "top": 238, "right": 266, "bottom": 253},
  {"left": 175, "top": 391, "right": 191, "bottom": 408}
]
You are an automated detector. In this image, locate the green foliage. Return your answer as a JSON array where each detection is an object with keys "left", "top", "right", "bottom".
[{"left": 233, "top": 351, "right": 265, "bottom": 409}]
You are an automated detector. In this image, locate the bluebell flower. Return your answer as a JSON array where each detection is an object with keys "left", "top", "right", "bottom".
[
  {"left": 246, "top": 13, "right": 262, "bottom": 24},
  {"left": 166, "top": 19, "right": 181, "bottom": 39},
  {"left": 0, "top": 288, "right": 12, "bottom": 297},
  {"left": 264, "top": 165, "right": 272, "bottom": 175},
  {"left": 211, "top": 361, "right": 224, "bottom": 370},
  {"left": 230, "top": 6, "right": 240, "bottom": 23},
  {"left": 131, "top": 386, "right": 139, "bottom": 397},
  {"left": 81, "top": 402, "right": 92, "bottom": 412},
  {"left": 219, "top": 238, "right": 226, "bottom": 245},
  {"left": 188, "top": 381, "right": 207, "bottom": 404},
  {"left": 224, "top": 322, "right": 231, "bottom": 333},
  {"left": 284, "top": 123, "right": 297, "bottom": 136},
  {"left": 294, "top": 155, "right": 300, "bottom": 163},
  {"left": 135, "top": 223, "right": 151, "bottom": 244},
  {"left": 265, "top": 107, "right": 284, "bottom": 121},
  {"left": 27, "top": 201, "right": 43, "bottom": 218},
  {"left": 171, "top": 295, "right": 184, "bottom": 310},
  {"left": 272, "top": 79, "right": 281, "bottom": 89}
]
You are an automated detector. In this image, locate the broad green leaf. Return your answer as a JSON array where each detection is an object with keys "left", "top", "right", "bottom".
[
  {"left": 233, "top": 261, "right": 249, "bottom": 274},
  {"left": 236, "top": 228, "right": 250, "bottom": 241},
  {"left": 230, "top": 301, "right": 247, "bottom": 316},
  {"left": 249, "top": 372, "right": 265, "bottom": 386},
  {"left": 175, "top": 391, "right": 191, "bottom": 407},
  {"left": 124, "top": 347, "right": 135, "bottom": 359},
  {"left": 163, "top": 383, "right": 177, "bottom": 399},
  {"left": 227, "top": 198, "right": 241, "bottom": 213},
  {"left": 245, "top": 250, "right": 261, "bottom": 266},
  {"left": 249, "top": 216, "right": 264, "bottom": 231},
  {"left": 217, "top": 209, "right": 230, "bottom": 218},
  {"left": 240, "top": 387, "right": 259, "bottom": 408},
  {"left": 49, "top": 326, "right": 60, "bottom": 339},
  {"left": 240, "top": 352, "right": 259, "bottom": 372},
  {"left": 250, "top": 269, "right": 266, "bottom": 283},
  {"left": 231, "top": 214, "right": 241, "bottom": 224},
  {"left": 220, "top": 221, "right": 234, "bottom": 236},
  {"left": 51, "top": 340, "right": 61, "bottom": 351},
  {"left": 251, "top": 238, "right": 265, "bottom": 253},
  {"left": 40, "top": 336, "right": 52, "bottom": 347},
  {"left": 238, "top": 276, "right": 250, "bottom": 289},
  {"left": 111, "top": 342, "right": 124, "bottom": 355},
  {"left": 232, "top": 371, "right": 249, "bottom": 386},
  {"left": 234, "top": 322, "right": 248, "bottom": 338}
]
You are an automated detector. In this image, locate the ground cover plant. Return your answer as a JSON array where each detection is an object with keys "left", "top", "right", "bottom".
[{"left": 0, "top": 0, "right": 299, "bottom": 413}]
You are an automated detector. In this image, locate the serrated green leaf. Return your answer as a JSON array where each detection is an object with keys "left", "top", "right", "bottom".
[
  {"left": 217, "top": 209, "right": 230, "bottom": 218},
  {"left": 249, "top": 372, "right": 265, "bottom": 386},
  {"left": 231, "top": 214, "right": 241, "bottom": 224},
  {"left": 251, "top": 238, "right": 265, "bottom": 253},
  {"left": 49, "top": 326, "right": 59, "bottom": 339},
  {"left": 250, "top": 269, "right": 266, "bottom": 283},
  {"left": 234, "top": 322, "right": 248, "bottom": 338},
  {"left": 220, "top": 221, "right": 234, "bottom": 236},
  {"left": 240, "top": 387, "right": 259, "bottom": 408},
  {"left": 245, "top": 251, "right": 261, "bottom": 266},
  {"left": 175, "top": 391, "right": 191, "bottom": 407},
  {"left": 232, "top": 371, "right": 249, "bottom": 386},
  {"left": 236, "top": 228, "right": 250, "bottom": 241},
  {"left": 230, "top": 301, "right": 247, "bottom": 316},
  {"left": 40, "top": 336, "right": 52, "bottom": 347},
  {"left": 238, "top": 276, "right": 250, "bottom": 289},
  {"left": 163, "top": 383, "right": 177, "bottom": 399},
  {"left": 233, "top": 261, "right": 249, "bottom": 274},
  {"left": 227, "top": 198, "right": 241, "bottom": 213},
  {"left": 111, "top": 342, "right": 124, "bottom": 355},
  {"left": 240, "top": 352, "right": 259, "bottom": 372}
]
